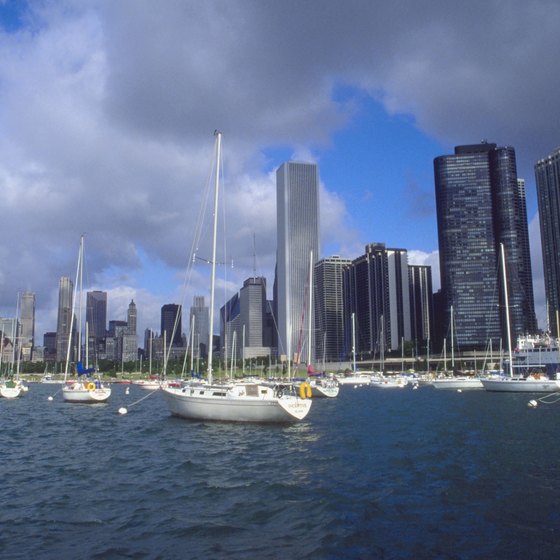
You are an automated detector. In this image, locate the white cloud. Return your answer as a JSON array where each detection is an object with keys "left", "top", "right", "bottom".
[{"left": 1, "top": 1, "right": 557, "bottom": 343}]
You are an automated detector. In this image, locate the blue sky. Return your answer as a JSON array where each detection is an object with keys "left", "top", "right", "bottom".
[{"left": 0, "top": 1, "right": 557, "bottom": 340}]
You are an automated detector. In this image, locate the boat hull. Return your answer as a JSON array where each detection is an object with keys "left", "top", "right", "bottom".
[
  {"left": 481, "top": 378, "right": 560, "bottom": 393},
  {"left": 62, "top": 383, "right": 111, "bottom": 403},
  {"left": 310, "top": 382, "right": 339, "bottom": 398},
  {"left": 162, "top": 385, "right": 311, "bottom": 422},
  {"left": 0, "top": 385, "right": 23, "bottom": 398},
  {"left": 432, "top": 378, "right": 484, "bottom": 390}
]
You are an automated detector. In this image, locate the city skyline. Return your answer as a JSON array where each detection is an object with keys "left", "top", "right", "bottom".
[{"left": 1, "top": 2, "right": 559, "bottom": 341}]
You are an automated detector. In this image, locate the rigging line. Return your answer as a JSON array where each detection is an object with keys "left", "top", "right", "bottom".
[{"left": 164, "top": 136, "right": 218, "bottom": 371}]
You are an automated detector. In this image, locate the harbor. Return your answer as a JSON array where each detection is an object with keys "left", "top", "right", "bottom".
[{"left": 2, "top": 382, "right": 559, "bottom": 559}]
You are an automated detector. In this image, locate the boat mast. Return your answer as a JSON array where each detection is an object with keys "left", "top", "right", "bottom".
[
  {"left": 307, "top": 250, "right": 313, "bottom": 367},
  {"left": 207, "top": 130, "right": 221, "bottom": 385},
  {"left": 501, "top": 243, "right": 513, "bottom": 377},
  {"left": 351, "top": 312, "right": 356, "bottom": 372},
  {"left": 64, "top": 236, "right": 83, "bottom": 381}
]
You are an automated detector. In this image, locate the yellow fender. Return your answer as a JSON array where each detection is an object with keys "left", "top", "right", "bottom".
[
  {"left": 299, "top": 382, "right": 312, "bottom": 399},
  {"left": 87, "top": 382, "right": 96, "bottom": 391}
]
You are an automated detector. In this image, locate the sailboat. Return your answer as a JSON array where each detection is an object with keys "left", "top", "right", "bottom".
[
  {"left": 481, "top": 244, "right": 559, "bottom": 393},
  {"left": 336, "top": 312, "right": 373, "bottom": 386},
  {"left": 0, "top": 295, "right": 29, "bottom": 398},
  {"left": 161, "top": 131, "right": 312, "bottom": 422},
  {"left": 432, "top": 306, "right": 483, "bottom": 390},
  {"left": 62, "top": 236, "right": 111, "bottom": 403}
]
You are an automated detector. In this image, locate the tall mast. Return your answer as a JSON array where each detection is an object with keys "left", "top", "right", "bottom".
[
  {"left": 207, "top": 130, "right": 221, "bottom": 385},
  {"left": 501, "top": 243, "right": 513, "bottom": 376},
  {"left": 307, "top": 250, "right": 313, "bottom": 367}
]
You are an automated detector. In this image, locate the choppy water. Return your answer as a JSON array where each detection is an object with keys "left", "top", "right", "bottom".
[{"left": 1, "top": 383, "right": 560, "bottom": 559}]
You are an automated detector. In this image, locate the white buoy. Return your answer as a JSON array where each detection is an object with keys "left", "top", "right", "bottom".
[
  {"left": 528, "top": 399, "right": 538, "bottom": 408},
  {"left": 413, "top": 384, "right": 418, "bottom": 390},
  {"left": 354, "top": 385, "right": 358, "bottom": 389},
  {"left": 125, "top": 387, "right": 130, "bottom": 395},
  {"left": 457, "top": 389, "right": 462, "bottom": 393},
  {"left": 48, "top": 396, "right": 53, "bottom": 401},
  {"left": 118, "top": 407, "right": 128, "bottom": 415}
]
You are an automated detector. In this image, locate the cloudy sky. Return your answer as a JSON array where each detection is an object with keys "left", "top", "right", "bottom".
[{"left": 1, "top": 0, "right": 559, "bottom": 343}]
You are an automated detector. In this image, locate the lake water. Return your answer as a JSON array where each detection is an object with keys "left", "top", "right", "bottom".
[{"left": 1, "top": 382, "right": 560, "bottom": 559}]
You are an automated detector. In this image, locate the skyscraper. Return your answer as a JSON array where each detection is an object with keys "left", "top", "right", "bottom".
[
  {"left": 343, "top": 243, "right": 411, "bottom": 359},
  {"left": 535, "top": 147, "right": 560, "bottom": 335},
  {"left": 276, "top": 161, "right": 319, "bottom": 364},
  {"left": 434, "top": 142, "right": 537, "bottom": 349},
  {"left": 56, "top": 276, "right": 73, "bottom": 361},
  {"left": 190, "top": 296, "right": 209, "bottom": 359},
  {"left": 315, "top": 256, "right": 351, "bottom": 362},
  {"left": 20, "top": 291, "right": 35, "bottom": 360},
  {"left": 161, "top": 303, "right": 182, "bottom": 347},
  {"left": 86, "top": 290, "right": 107, "bottom": 340},
  {"left": 409, "top": 265, "right": 434, "bottom": 355}
]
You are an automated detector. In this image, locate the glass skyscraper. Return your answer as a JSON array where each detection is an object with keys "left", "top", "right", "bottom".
[
  {"left": 343, "top": 243, "right": 411, "bottom": 359},
  {"left": 56, "top": 276, "right": 74, "bottom": 361},
  {"left": 535, "top": 147, "right": 560, "bottom": 335},
  {"left": 434, "top": 143, "right": 537, "bottom": 350},
  {"left": 276, "top": 162, "right": 319, "bottom": 365},
  {"left": 314, "top": 256, "right": 351, "bottom": 362}
]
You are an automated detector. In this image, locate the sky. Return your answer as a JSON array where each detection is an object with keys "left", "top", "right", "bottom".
[{"left": 1, "top": 0, "right": 559, "bottom": 345}]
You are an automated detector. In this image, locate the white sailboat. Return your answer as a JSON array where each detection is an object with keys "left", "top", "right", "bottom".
[
  {"left": 432, "top": 306, "right": 483, "bottom": 390},
  {"left": 481, "top": 244, "right": 559, "bottom": 393},
  {"left": 62, "top": 236, "right": 111, "bottom": 403},
  {"left": 0, "top": 295, "right": 28, "bottom": 398},
  {"left": 161, "top": 131, "right": 312, "bottom": 422}
]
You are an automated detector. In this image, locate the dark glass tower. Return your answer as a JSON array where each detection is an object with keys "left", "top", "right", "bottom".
[
  {"left": 535, "top": 147, "right": 560, "bottom": 335},
  {"left": 161, "top": 304, "right": 182, "bottom": 347},
  {"left": 434, "top": 143, "right": 537, "bottom": 350}
]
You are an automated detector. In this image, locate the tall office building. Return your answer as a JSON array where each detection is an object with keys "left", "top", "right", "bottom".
[
  {"left": 409, "top": 265, "right": 434, "bottom": 355},
  {"left": 127, "top": 300, "right": 137, "bottom": 335},
  {"left": 20, "top": 291, "right": 35, "bottom": 360},
  {"left": 190, "top": 296, "right": 209, "bottom": 359},
  {"left": 315, "top": 256, "right": 351, "bottom": 362},
  {"left": 122, "top": 300, "right": 138, "bottom": 362},
  {"left": 86, "top": 291, "right": 107, "bottom": 340},
  {"left": 343, "top": 243, "right": 411, "bottom": 358},
  {"left": 56, "top": 276, "right": 74, "bottom": 361},
  {"left": 434, "top": 143, "right": 537, "bottom": 350},
  {"left": 161, "top": 304, "right": 182, "bottom": 347},
  {"left": 535, "top": 147, "right": 560, "bottom": 335},
  {"left": 276, "top": 161, "right": 319, "bottom": 364}
]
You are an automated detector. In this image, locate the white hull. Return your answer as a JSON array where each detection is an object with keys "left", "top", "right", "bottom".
[
  {"left": 371, "top": 377, "right": 409, "bottom": 389},
  {"left": 310, "top": 381, "right": 339, "bottom": 398},
  {"left": 0, "top": 384, "right": 24, "bottom": 398},
  {"left": 481, "top": 378, "right": 560, "bottom": 393},
  {"left": 432, "top": 378, "right": 484, "bottom": 390},
  {"left": 135, "top": 380, "right": 161, "bottom": 390},
  {"left": 336, "top": 375, "right": 372, "bottom": 386},
  {"left": 162, "top": 384, "right": 312, "bottom": 423},
  {"left": 62, "top": 382, "right": 111, "bottom": 403}
]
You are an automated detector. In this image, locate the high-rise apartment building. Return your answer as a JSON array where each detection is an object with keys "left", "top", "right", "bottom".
[
  {"left": 276, "top": 161, "right": 319, "bottom": 364},
  {"left": 434, "top": 143, "right": 537, "bottom": 349},
  {"left": 315, "top": 256, "right": 351, "bottom": 362},
  {"left": 161, "top": 304, "right": 182, "bottom": 347},
  {"left": 86, "top": 291, "right": 107, "bottom": 340},
  {"left": 56, "top": 276, "right": 73, "bottom": 361},
  {"left": 343, "top": 243, "right": 411, "bottom": 359},
  {"left": 535, "top": 147, "right": 560, "bottom": 336}
]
